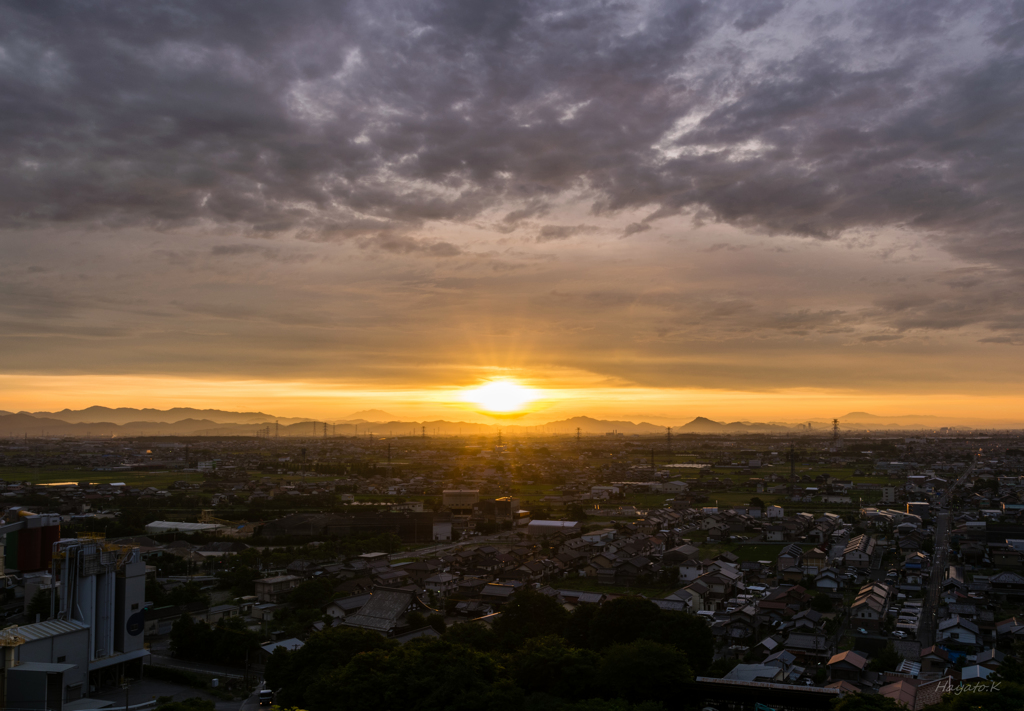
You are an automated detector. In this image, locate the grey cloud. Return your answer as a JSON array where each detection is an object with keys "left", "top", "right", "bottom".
[
  {"left": 979, "top": 336, "right": 1024, "bottom": 345},
  {"left": 536, "top": 224, "right": 596, "bottom": 242},
  {"left": 733, "top": 0, "right": 787, "bottom": 32},
  {"left": 358, "top": 234, "right": 463, "bottom": 257},
  {"left": 2, "top": 0, "right": 1017, "bottom": 273},
  {"left": 621, "top": 222, "right": 651, "bottom": 237},
  {"left": 209, "top": 244, "right": 315, "bottom": 263},
  {"left": 861, "top": 334, "right": 903, "bottom": 342}
]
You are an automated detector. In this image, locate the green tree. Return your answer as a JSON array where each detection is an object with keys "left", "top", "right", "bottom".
[
  {"left": 597, "top": 639, "right": 693, "bottom": 705},
  {"left": 27, "top": 589, "right": 55, "bottom": 621},
  {"left": 749, "top": 497, "right": 765, "bottom": 509},
  {"left": 264, "top": 627, "right": 398, "bottom": 709},
  {"left": 654, "top": 611, "right": 715, "bottom": 675},
  {"left": 811, "top": 592, "right": 834, "bottom": 612},
  {"left": 426, "top": 613, "right": 446, "bottom": 635},
  {"left": 509, "top": 635, "right": 600, "bottom": 701},
  {"left": 704, "top": 658, "right": 737, "bottom": 678},
  {"left": 308, "top": 638, "right": 523, "bottom": 711},
  {"left": 444, "top": 621, "right": 498, "bottom": 652},
  {"left": 565, "top": 602, "right": 600, "bottom": 648},
  {"left": 492, "top": 589, "right": 570, "bottom": 650},
  {"left": 166, "top": 581, "right": 211, "bottom": 608},
  {"left": 288, "top": 578, "right": 335, "bottom": 609},
  {"left": 153, "top": 698, "right": 215, "bottom": 711},
  {"left": 868, "top": 643, "right": 903, "bottom": 673},
  {"left": 589, "top": 597, "right": 662, "bottom": 648}
]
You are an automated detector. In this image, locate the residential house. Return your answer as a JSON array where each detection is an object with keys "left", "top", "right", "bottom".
[
  {"left": 937, "top": 615, "right": 980, "bottom": 648},
  {"left": 828, "top": 650, "right": 868, "bottom": 682}
]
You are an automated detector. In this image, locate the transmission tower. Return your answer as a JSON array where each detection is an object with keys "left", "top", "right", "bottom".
[
  {"left": 576, "top": 427, "right": 581, "bottom": 444},
  {"left": 497, "top": 430, "right": 503, "bottom": 447},
  {"left": 422, "top": 426, "right": 426, "bottom": 438},
  {"left": 666, "top": 426, "right": 672, "bottom": 451},
  {"left": 832, "top": 418, "right": 840, "bottom": 447}
]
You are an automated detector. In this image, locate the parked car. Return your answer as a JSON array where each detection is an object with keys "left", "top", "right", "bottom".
[
  {"left": 857, "top": 628, "right": 869, "bottom": 635},
  {"left": 892, "top": 631, "right": 908, "bottom": 639}
]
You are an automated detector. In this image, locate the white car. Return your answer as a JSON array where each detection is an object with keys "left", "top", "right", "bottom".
[
  {"left": 892, "top": 631, "right": 908, "bottom": 639},
  {"left": 857, "top": 628, "right": 869, "bottom": 635}
]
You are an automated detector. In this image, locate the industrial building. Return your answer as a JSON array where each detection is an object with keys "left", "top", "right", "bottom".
[{"left": 0, "top": 513, "right": 147, "bottom": 711}]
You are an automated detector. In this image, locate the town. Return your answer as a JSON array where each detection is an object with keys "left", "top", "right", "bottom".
[{"left": 1, "top": 428, "right": 1023, "bottom": 711}]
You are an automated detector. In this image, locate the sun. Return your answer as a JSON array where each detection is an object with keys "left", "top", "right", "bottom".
[{"left": 462, "top": 380, "right": 540, "bottom": 417}]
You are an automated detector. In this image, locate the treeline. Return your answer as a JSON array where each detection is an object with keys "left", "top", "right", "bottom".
[
  {"left": 170, "top": 615, "right": 260, "bottom": 666},
  {"left": 264, "top": 591, "right": 713, "bottom": 711}
]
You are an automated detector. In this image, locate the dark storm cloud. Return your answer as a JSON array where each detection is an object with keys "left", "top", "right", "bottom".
[{"left": 2, "top": 0, "right": 1020, "bottom": 267}]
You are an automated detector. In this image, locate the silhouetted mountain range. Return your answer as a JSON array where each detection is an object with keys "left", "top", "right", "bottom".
[{"left": 0, "top": 407, "right": 1012, "bottom": 439}]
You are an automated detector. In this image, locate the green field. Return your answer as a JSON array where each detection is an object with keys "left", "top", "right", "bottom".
[{"left": 0, "top": 465, "right": 186, "bottom": 489}]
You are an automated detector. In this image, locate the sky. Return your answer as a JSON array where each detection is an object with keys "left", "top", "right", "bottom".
[{"left": 2, "top": 0, "right": 1024, "bottom": 425}]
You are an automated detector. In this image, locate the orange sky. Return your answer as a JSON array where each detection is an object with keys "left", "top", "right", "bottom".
[{"left": 3, "top": 373, "right": 1023, "bottom": 427}]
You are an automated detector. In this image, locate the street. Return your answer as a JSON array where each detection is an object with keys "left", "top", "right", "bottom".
[
  {"left": 238, "top": 681, "right": 266, "bottom": 711},
  {"left": 919, "top": 462, "right": 973, "bottom": 646}
]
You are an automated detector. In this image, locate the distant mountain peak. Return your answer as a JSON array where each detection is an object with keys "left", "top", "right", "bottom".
[{"left": 344, "top": 409, "right": 396, "bottom": 422}]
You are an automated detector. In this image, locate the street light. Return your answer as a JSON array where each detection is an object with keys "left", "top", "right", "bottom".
[{"left": 121, "top": 678, "right": 131, "bottom": 711}]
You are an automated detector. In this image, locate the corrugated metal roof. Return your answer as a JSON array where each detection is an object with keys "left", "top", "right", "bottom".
[
  {"left": 17, "top": 619, "right": 89, "bottom": 642},
  {"left": 343, "top": 588, "right": 414, "bottom": 633}
]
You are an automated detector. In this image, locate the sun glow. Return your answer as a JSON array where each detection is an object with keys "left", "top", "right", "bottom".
[{"left": 461, "top": 380, "right": 540, "bottom": 417}]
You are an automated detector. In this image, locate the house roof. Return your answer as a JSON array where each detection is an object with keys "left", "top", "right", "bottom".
[
  {"left": 261, "top": 638, "right": 304, "bottom": 654},
  {"left": 828, "top": 650, "right": 868, "bottom": 670},
  {"left": 722, "top": 664, "right": 783, "bottom": 683},
  {"left": 879, "top": 680, "right": 918, "bottom": 708},
  {"left": 342, "top": 587, "right": 415, "bottom": 633},
  {"left": 938, "top": 614, "right": 980, "bottom": 634}
]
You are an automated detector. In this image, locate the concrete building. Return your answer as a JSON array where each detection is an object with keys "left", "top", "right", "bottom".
[
  {"left": 254, "top": 575, "right": 301, "bottom": 603},
  {"left": 442, "top": 490, "right": 479, "bottom": 515},
  {"left": 0, "top": 535, "right": 148, "bottom": 709},
  {"left": 145, "top": 521, "right": 224, "bottom": 536},
  {"left": 907, "top": 502, "right": 930, "bottom": 518},
  {"left": 881, "top": 486, "right": 897, "bottom": 505},
  {"left": 526, "top": 520, "right": 582, "bottom": 538}
]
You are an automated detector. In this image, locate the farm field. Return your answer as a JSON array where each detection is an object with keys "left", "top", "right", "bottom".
[{"left": 0, "top": 465, "right": 185, "bottom": 489}]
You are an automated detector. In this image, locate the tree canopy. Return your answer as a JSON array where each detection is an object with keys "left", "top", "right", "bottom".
[{"left": 264, "top": 591, "right": 704, "bottom": 711}]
